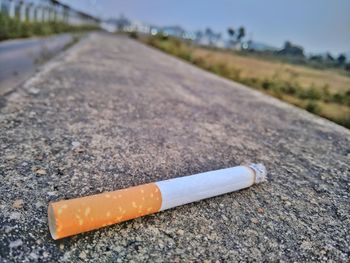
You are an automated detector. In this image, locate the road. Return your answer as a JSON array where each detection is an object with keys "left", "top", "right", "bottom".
[
  {"left": 0, "top": 34, "right": 75, "bottom": 96},
  {"left": 0, "top": 33, "right": 349, "bottom": 262}
]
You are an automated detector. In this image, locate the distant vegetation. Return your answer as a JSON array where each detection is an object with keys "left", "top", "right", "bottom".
[
  {"left": 201, "top": 26, "right": 350, "bottom": 73},
  {"left": 138, "top": 34, "right": 350, "bottom": 128},
  {"left": 0, "top": 13, "right": 100, "bottom": 41},
  {"left": 246, "top": 41, "right": 350, "bottom": 73}
]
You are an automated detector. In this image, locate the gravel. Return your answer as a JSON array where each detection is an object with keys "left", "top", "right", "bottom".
[{"left": 0, "top": 32, "right": 349, "bottom": 262}]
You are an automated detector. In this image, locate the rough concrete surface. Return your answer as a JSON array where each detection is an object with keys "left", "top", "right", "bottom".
[{"left": 0, "top": 33, "right": 349, "bottom": 262}]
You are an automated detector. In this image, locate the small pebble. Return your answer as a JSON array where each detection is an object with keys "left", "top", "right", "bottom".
[
  {"left": 285, "top": 201, "right": 292, "bottom": 206},
  {"left": 4, "top": 226, "right": 14, "bottom": 233},
  {"left": 281, "top": 196, "right": 288, "bottom": 201},
  {"left": 12, "top": 199, "right": 24, "bottom": 209},
  {"left": 29, "top": 252, "right": 38, "bottom": 260},
  {"left": 177, "top": 229, "right": 184, "bottom": 236},
  {"left": 28, "top": 87, "right": 40, "bottom": 95},
  {"left": 35, "top": 169, "right": 47, "bottom": 175},
  {"left": 5, "top": 155, "right": 16, "bottom": 160},
  {"left": 221, "top": 215, "right": 228, "bottom": 221},
  {"left": 35, "top": 201, "right": 44, "bottom": 208},
  {"left": 10, "top": 212, "right": 21, "bottom": 220},
  {"left": 9, "top": 239, "right": 23, "bottom": 248},
  {"left": 72, "top": 141, "right": 81, "bottom": 150},
  {"left": 251, "top": 218, "right": 259, "bottom": 224},
  {"left": 79, "top": 251, "right": 87, "bottom": 259}
]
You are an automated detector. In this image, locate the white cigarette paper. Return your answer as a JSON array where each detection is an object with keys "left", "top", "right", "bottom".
[
  {"left": 157, "top": 163, "right": 267, "bottom": 210},
  {"left": 48, "top": 163, "right": 267, "bottom": 239}
]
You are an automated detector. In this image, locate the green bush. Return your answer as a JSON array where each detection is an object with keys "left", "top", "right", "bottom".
[
  {"left": 305, "top": 101, "right": 320, "bottom": 114},
  {"left": 334, "top": 115, "right": 350, "bottom": 129},
  {"left": 178, "top": 50, "right": 192, "bottom": 61},
  {"left": 331, "top": 91, "right": 350, "bottom": 106},
  {"left": 157, "top": 33, "right": 168, "bottom": 41},
  {"left": 192, "top": 56, "right": 205, "bottom": 67},
  {"left": 21, "top": 21, "right": 33, "bottom": 37},
  {"left": 262, "top": 79, "right": 271, "bottom": 90},
  {"left": 297, "top": 86, "right": 321, "bottom": 100},
  {"left": 210, "top": 63, "right": 228, "bottom": 76},
  {"left": 281, "top": 82, "right": 297, "bottom": 95},
  {"left": 8, "top": 17, "right": 21, "bottom": 38},
  {"left": 129, "top": 31, "right": 138, "bottom": 39},
  {"left": 345, "top": 90, "right": 350, "bottom": 106}
]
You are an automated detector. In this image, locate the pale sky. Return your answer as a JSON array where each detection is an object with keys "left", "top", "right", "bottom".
[{"left": 62, "top": 0, "right": 350, "bottom": 55}]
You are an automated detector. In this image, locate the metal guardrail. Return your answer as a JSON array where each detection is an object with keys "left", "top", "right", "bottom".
[{"left": 0, "top": 0, "right": 99, "bottom": 26}]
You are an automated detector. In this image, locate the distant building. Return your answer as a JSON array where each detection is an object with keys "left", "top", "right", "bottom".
[
  {"left": 124, "top": 20, "right": 150, "bottom": 34},
  {"left": 161, "top": 26, "right": 186, "bottom": 38},
  {"left": 242, "top": 40, "right": 278, "bottom": 52}
]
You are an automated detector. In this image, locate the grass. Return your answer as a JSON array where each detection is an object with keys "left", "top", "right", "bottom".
[
  {"left": 139, "top": 34, "right": 350, "bottom": 129},
  {"left": 0, "top": 13, "right": 100, "bottom": 41},
  {"left": 236, "top": 51, "right": 350, "bottom": 77}
]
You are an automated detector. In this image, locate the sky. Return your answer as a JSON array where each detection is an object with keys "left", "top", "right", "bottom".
[{"left": 62, "top": 0, "right": 350, "bottom": 55}]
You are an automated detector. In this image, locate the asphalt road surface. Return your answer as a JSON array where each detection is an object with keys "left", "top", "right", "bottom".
[
  {"left": 0, "top": 33, "right": 349, "bottom": 262},
  {"left": 0, "top": 34, "right": 74, "bottom": 96}
]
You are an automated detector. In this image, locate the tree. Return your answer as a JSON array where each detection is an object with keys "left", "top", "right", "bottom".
[
  {"left": 326, "top": 52, "right": 334, "bottom": 62},
  {"left": 345, "top": 63, "right": 350, "bottom": 72},
  {"left": 237, "top": 26, "right": 245, "bottom": 41},
  {"left": 227, "top": 27, "right": 235, "bottom": 38},
  {"left": 115, "top": 14, "right": 130, "bottom": 31},
  {"left": 227, "top": 26, "right": 245, "bottom": 43},
  {"left": 337, "top": 53, "right": 346, "bottom": 65},
  {"left": 205, "top": 27, "right": 215, "bottom": 46},
  {"left": 194, "top": 30, "right": 203, "bottom": 41},
  {"left": 309, "top": 55, "right": 323, "bottom": 62},
  {"left": 284, "top": 41, "right": 292, "bottom": 49},
  {"left": 205, "top": 27, "right": 213, "bottom": 35}
]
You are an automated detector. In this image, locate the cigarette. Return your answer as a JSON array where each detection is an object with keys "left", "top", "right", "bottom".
[{"left": 48, "top": 163, "right": 266, "bottom": 239}]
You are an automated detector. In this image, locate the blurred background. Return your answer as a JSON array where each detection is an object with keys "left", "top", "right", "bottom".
[{"left": 0, "top": 0, "right": 349, "bottom": 127}]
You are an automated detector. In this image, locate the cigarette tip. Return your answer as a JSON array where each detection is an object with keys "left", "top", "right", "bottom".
[{"left": 249, "top": 163, "right": 267, "bottom": 184}]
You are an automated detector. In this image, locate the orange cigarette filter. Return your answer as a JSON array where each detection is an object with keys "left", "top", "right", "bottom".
[
  {"left": 48, "top": 183, "right": 162, "bottom": 240},
  {"left": 48, "top": 164, "right": 266, "bottom": 240}
]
